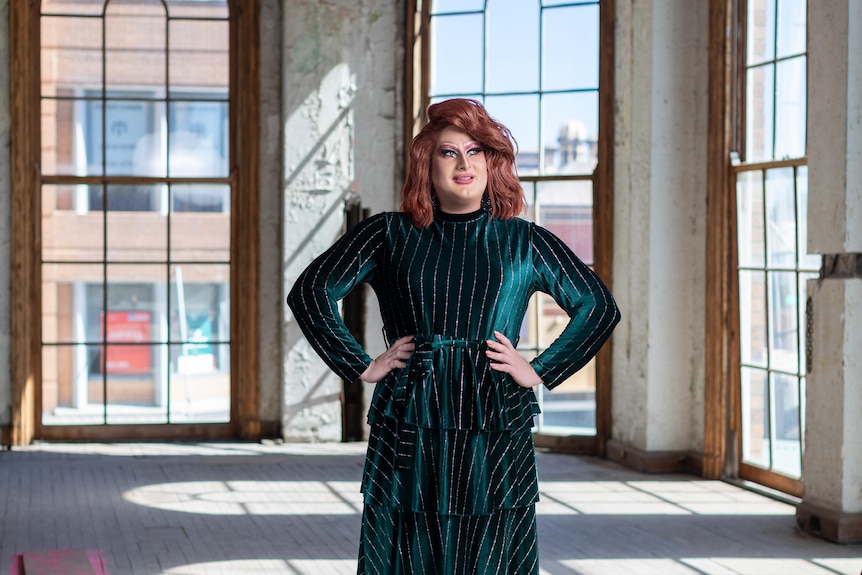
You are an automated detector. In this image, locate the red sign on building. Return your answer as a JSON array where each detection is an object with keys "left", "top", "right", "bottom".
[{"left": 102, "top": 311, "right": 152, "bottom": 375}]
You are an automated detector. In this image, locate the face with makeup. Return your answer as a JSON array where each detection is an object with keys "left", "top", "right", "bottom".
[{"left": 430, "top": 125, "right": 489, "bottom": 214}]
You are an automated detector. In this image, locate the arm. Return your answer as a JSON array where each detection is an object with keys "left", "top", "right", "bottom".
[
  {"left": 528, "top": 224, "right": 621, "bottom": 390},
  {"left": 286, "top": 213, "right": 387, "bottom": 383}
]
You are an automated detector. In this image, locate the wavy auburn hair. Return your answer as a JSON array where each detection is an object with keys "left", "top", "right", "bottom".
[{"left": 400, "top": 98, "right": 526, "bottom": 228}]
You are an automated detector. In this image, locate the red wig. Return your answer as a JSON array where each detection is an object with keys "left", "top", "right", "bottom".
[{"left": 400, "top": 98, "right": 526, "bottom": 228}]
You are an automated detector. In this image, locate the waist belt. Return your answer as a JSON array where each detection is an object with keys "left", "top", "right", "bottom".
[{"left": 411, "top": 334, "right": 486, "bottom": 351}]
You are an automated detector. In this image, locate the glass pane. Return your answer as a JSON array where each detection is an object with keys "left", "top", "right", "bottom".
[
  {"left": 429, "top": 93, "right": 485, "bottom": 107},
  {"left": 542, "top": 0, "right": 598, "bottom": 5},
  {"left": 739, "top": 270, "right": 768, "bottom": 367},
  {"left": 105, "top": 343, "right": 168, "bottom": 425},
  {"left": 106, "top": 265, "right": 168, "bottom": 330},
  {"left": 87, "top": 99, "right": 167, "bottom": 176},
  {"left": 171, "top": 186, "right": 232, "bottom": 262},
  {"left": 774, "top": 57, "right": 806, "bottom": 159},
  {"left": 106, "top": 186, "right": 168, "bottom": 262},
  {"left": 771, "top": 372, "right": 801, "bottom": 478},
  {"left": 537, "top": 294, "right": 566, "bottom": 347},
  {"left": 746, "top": 64, "right": 775, "bottom": 162},
  {"left": 168, "top": 100, "right": 229, "bottom": 177},
  {"left": 169, "top": 270, "right": 229, "bottom": 344},
  {"left": 169, "top": 20, "right": 229, "bottom": 98},
  {"left": 100, "top": 267, "right": 166, "bottom": 424},
  {"left": 172, "top": 183, "right": 230, "bottom": 214},
  {"left": 741, "top": 367, "right": 770, "bottom": 467},
  {"left": 42, "top": 98, "right": 102, "bottom": 176},
  {"left": 42, "top": 344, "right": 105, "bottom": 426},
  {"left": 103, "top": 183, "right": 163, "bottom": 212},
  {"left": 796, "top": 167, "right": 820, "bottom": 270},
  {"left": 430, "top": 14, "right": 484, "bottom": 96},
  {"left": 484, "top": 94, "right": 539, "bottom": 172},
  {"left": 105, "top": 0, "right": 166, "bottom": 93},
  {"left": 765, "top": 168, "right": 796, "bottom": 269},
  {"left": 776, "top": 0, "right": 806, "bottom": 58},
  {"left": 537, "top": 180, "right": 594, "bottom": 264},
  {"left": 166, "top": 0, "right": 229, "bottom": 19},
  {"left": 518, "top": 295, "right": 539, "bottom": 350},
  {"left": 432, "top": 0, "right": 485, "bottom": 14},
  {"left": 42, "top": 264, "right": 104, "bottom": 344},
  {"left": 41, "top": 16, "right": 103, "bottom": 95},
  {"left": 522, "top": 180, "right": 538, "bottom": 214},
  {"left": 767, "top": 271, "right": 799, "bottom": 374},
  {"left": 42, "top": 0, "right": 106, "bottom": 16},
  {"left": 540, "top": 358, "right": 596, "bottom": 434},
  {"left": 487, "top": 2, "right": 539, "bottom": 93},
  {"left": 747, "top": 0, "right": 776, "bottom": 66},
  {"left": 169, "top": 343, "right": 230, "bottom": 423},
  {"left": 736, "top": 170, "right": 765, "bottom": 268},
  {"left": 42, "top": 185, "right": 104, "bottom": 262},
  {"left": 542, "top": 4, "right": 599, "bottom": 92},
  {"left": 543, "top": 91, "right": 598, "bottom": 175}
]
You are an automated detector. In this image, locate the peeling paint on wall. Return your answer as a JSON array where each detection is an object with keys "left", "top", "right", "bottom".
[{"left": 281, "top": 0, "right": 399, "bottom": 442}]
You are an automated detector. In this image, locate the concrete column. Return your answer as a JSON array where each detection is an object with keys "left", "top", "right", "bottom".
[
  {"left": 610, "top": 0, "right": 709, "bottom": 470},
  {"left": 796, "top": 0, "right": 862, "bottom": 544},
  {"left": 281, "top": 0, "right": 400, "bottom": 441}
]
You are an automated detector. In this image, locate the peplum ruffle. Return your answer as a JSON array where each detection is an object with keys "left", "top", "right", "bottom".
[
  {"left": 361, "top": 335, "right": 541, "bottom": 517},
  {"left": 366, "top": 335, "right": 541, "bottom": 433}
]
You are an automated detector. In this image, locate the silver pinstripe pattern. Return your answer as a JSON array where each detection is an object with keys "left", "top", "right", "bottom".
[{"left": 287, "top": 209, "right": 620, "bottom": 574}]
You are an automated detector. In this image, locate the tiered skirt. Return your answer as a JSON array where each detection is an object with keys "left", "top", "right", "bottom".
[{"left": 357, "top": 336, "right": 541, "bottom": 575}]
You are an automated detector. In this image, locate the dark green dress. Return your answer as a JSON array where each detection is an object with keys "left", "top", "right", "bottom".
[{"left": 287, "top": 208, "right": 619, "bottom": 574}]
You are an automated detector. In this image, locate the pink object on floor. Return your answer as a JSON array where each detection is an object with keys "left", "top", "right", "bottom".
[{"left": 9, "top": 549, "right": 108, "bottom": 575}]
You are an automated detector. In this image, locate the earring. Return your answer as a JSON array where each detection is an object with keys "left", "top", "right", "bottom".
[
  {"left": 431, "top": 194, "right": 439, "bottom": 211},
  {"left": 481, "top": 193, "right": 492, "bottom": 212}
]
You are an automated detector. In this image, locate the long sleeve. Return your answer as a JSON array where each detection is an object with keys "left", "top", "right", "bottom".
[
  {"left": 286, "top": 212, "right": 388, "bottom": 383},
  {"left": 528, "top": 223, "right": 620, "bottom": 390}
]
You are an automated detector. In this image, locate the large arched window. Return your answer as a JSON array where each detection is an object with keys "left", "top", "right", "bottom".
[
  {"left": 11, "top": 0, "right": 259, "bottom": 443},
  {"left": 407, "top": 0, "right": 614, "bottom": 452}
]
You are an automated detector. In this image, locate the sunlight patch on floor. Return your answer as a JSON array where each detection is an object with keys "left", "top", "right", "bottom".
[
  {"left": 124, "top": 480, "right": 363, "bottom": 515},
  {"left": 555, "top": 557, "right": 854, "bottom": 575},
  {"left": 163, "top": 559, "right": 355, "bottom": 575},
  {"left": 537, "top": 479, "right": 794, "bottom": 516}
]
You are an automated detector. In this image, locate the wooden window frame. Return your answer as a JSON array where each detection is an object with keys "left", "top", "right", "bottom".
[
  {"left": 404, "top": 0, "right": 615, "bottom": 455},
  {"left": 706, "top": 0, "right": 806, "bottom": 496},
  {"left": 8, "top": 0, "right": 260, "bottom": 445}
]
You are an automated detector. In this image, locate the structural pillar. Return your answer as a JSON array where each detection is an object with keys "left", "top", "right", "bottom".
[{"left": 796, "top": 0, "right": 862, "bottom": 544}]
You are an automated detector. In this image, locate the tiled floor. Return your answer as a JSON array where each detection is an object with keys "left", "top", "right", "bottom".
[{"left": 1, "top": 442, "right": 860, "bottom": 575}]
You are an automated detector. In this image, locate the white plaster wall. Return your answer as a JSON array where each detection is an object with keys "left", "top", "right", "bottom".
[
  {"left": 808, "top": 0, "right": 862, "bottom": 254},
  {"left": 644, "top": 0, "right": 708, "bottom": 452},
  {"left": 612, "top": 0, "right": 708, "bottom": 453},
  {"left": 258, "top": 0, "right": 284, "bottom": 425},
  {"left": 803, "top": 279, "right": 862, "bottom": 513},
  {"left": 281, "top": 0, "right": 400, "bottom": 441},
  {"left": 612, "top": 0, "right": 652, "bottom": 449},
  {"left": 841, "top": 281, "right": 862, "bottom": 511},
  {"left": 0, "top": 0, "right": 11, "bottom": 430}
]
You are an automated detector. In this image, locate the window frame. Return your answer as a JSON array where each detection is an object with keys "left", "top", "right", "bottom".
[
  {"left": 9, "top": 0, "right": 260, "bottom": 444},
  {"left": 706, "top": 0, "right": 807, "bottom": 495}
]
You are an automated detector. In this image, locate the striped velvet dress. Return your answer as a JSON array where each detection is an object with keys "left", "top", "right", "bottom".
[{"left": 287, "top": 208, "right": 619, "bottom": 574}]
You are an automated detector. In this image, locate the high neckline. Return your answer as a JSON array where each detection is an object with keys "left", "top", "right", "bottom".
[{"left": 435, "top": 208, "right": 487, "bottom": 222}]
